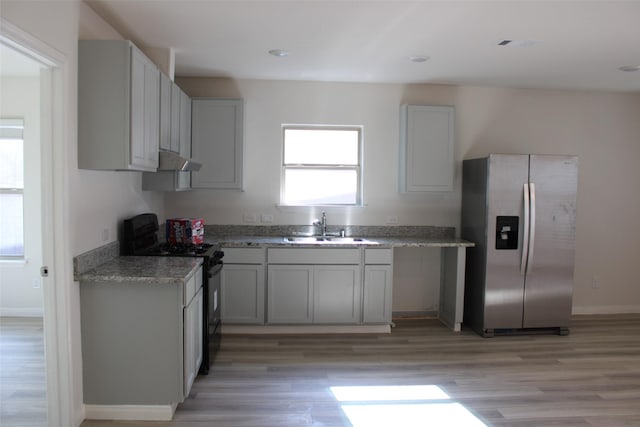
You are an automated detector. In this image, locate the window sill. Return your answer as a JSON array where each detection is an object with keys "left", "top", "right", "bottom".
[{"left": 0, "top": 258, "right": 28, "bottom": 266}]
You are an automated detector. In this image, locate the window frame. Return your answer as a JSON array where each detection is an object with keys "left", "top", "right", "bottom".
[
  {"left": 280, "top": 124, "right": 364, "bottom": 207},
  {"left": 0, "top": 118, "right": 25, "bottom": 259}
]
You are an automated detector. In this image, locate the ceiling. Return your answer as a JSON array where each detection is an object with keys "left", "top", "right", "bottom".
[{"left": 85, "top": 0, "right": 640, "bottom": 92}]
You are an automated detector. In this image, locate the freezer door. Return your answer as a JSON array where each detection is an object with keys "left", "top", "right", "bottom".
[
  {"left": 523, "top": 155, "right": 578, "bottom": 328},
  {"left": 485, "top": 154, "right": 530, "bottom": 329}
]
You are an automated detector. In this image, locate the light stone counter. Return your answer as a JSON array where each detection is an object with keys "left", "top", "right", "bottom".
[
  {"left": 208, "top": 235, "right": 473, "bottom": 248},
  {"left": 205, "top": 227, "right": 474, "bottom": 333},
  {"left": 75, "top": 256, "right": 202, "bottom": 284}
]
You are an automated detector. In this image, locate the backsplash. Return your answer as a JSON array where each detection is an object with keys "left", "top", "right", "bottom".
[
  {"left": 73, "top": 241, "right": 119, "bottom": 279},
  {"left": 204, "top": 225, "right": 455, "bottom": 238}
]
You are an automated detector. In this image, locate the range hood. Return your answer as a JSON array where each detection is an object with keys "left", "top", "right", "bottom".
[{"left": 157, "top": 151, "right": 202, "bottom": 171}]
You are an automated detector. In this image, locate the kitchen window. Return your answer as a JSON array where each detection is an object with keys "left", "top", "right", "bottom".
[
  {"left": 281, "top": 125, "right": 363, "bottom": 206},
  {"left": 0, "top": 119, "right": 25, "bottom": 258}
]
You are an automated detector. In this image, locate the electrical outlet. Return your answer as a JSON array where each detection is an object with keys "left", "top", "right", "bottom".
[
  {"left": 591, "top": 276, "right": 600, "bottom": 289},
  {"left": 243, "top": 213, "right": 257, "bottom": 223},
  {"left": 386, "top": 215, "right": 399, "bottom": 225},
  {"left": 102, "top": 228, "right": 109, "bottom": 242},
  {"left": 261, "top": 214, "right": 274, "bottom": 223},
  {"left": 32, "top": 278, "right": 41, "bottom": 289}
]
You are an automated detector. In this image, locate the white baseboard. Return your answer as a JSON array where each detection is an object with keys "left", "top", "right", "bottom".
[
  {"left": 572, "top": 305, "right": 640, "bottom": 315},
  {"left": 222, "top": 324, "right": 391, "bottom": 334},
  {"left": 84, "top": 403, "right": 177, "bottom": 421},
  {"left": 0, "top": 307, "right": 43, "bottom": 317}
]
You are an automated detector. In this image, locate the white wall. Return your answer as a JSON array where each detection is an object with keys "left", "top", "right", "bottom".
[
  {"left": 76, "top": 2, "right": 165, "bottom": 253},
  {"left": 171, "top": 78, "right": 640, "bottom": 314},
  {"left": 0, "top": 76, "right": 44, "bottom": 316}
]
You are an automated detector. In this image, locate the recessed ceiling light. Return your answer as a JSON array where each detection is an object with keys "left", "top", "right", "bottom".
[
  {"left": 268, "top": 49, "right": 289, "bottom": 57},
  {"left": 619, "top": 65, "right": 640, "bottom": 72},
  {"left": 409, "top": 55, "right": 429, "bottom": 63}
]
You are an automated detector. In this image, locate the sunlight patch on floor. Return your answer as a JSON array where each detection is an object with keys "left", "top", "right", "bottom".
[
  {"left": 330, "top": 385, "right": 450, "bottom": 402},
  {"left": 330, "top": 385, "right": 487, "bottom": 427}
]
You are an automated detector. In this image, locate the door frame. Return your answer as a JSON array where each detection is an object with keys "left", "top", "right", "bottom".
[{"left": 1, "top": 18, "right": 75, "bottom": 426}]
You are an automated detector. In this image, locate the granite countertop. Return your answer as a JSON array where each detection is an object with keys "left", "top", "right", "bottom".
[
  {"left": 207, "top": 235, "right": 474, "bottom": 248},
  {"left": 76, "top": 256, "right": 203, "bottom": 284}
]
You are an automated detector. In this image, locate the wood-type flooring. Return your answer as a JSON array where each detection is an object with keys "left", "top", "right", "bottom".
[
  {"left": 0, "top": 317, "right": 47, "bottom": 427},
  {"left": 5, "top": 315, "right": 640, "bottom": 427}
]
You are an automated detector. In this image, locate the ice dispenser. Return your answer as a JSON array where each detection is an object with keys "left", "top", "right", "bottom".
[{"left": 495, "top": 216, "right": 519, "bottom": 250}]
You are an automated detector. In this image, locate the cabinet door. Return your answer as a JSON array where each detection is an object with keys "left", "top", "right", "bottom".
[
  {"left": 170, "top": 83, "right": 181, "bottom": 153},
  {"left": 221, "top": 264, "right": 265, "bottom": 324},
  {"left": 179, "top": 90, "right": 192, "bottom": 158},
  {"left": 184, "top": 287, "right": 203, "bottom": 397},
  {"left": 78, "top": 40, "right": 159, "bottom": 172},
  {"left": 363, "top": 265, "right": 393, "bottom": 324},
  {"left": 399, "top": 105, "right": 454, "bottom": 192},
  {"left": 159, "top": 73, "right": 172, "bottom": 151},
  {"left": 130, "top": 47, "right": 159, "bottom": 170},
  {"left": 314, "top": 265, "right": 362, "bottom": 324},
  {"left": 267, "top": 265, "right": 313, "bottom": 324},
  {"left": 143, "top": 59, "right": 160, "bottom": 168},
  {"left": 130, "top": 49, "right": 146, "bottom": 168},
  {"left": 191, "top": 98, "right": 244, "bottom": 189}
]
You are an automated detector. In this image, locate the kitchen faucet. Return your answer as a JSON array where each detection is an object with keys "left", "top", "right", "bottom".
[{"left": 312, "top": 211, "right": 327, "bottom": 236}]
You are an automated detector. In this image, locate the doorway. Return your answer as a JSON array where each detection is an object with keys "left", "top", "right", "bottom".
[{"left": 1, "top": 17, "right": 72, "bottom": 427}]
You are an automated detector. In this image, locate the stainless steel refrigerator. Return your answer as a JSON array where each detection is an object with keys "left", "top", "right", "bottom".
[{"left": 461, "top": 154, "right": 578, "bottom": 337}]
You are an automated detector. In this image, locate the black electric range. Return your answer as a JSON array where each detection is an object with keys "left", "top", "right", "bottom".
[{"left": 122, "top": 213, "right": 223, "bottom": 375}]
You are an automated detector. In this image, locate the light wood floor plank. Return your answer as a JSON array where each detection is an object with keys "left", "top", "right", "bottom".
[{"left": 7, "top": 314, "right": 640, "bottom": 427}]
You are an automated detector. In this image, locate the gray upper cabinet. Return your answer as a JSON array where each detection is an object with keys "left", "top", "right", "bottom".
[
  {"left": 170, "top": 83, "right": 182, "bottom": 153},
  {"left": 179, "top": 88, "right": 192, "bottom": 158},
  {"left": 78, "top": 40, "right": 159, "bottom": 172},
  {"left": 142, "top": 80, "right": 192, "bottom": 191},
  {"left": 158, "top": 73, "right": 172, "bottom": 151},
  {"left": 399, "top": 104, "right": 455, "bottom": 192},
  {"left": 191, "top": 98, "right": 244, "bottom": 190}
]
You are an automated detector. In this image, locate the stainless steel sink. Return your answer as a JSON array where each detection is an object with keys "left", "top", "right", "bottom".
[{"left": 283, "top": 236, "right": 373, "bottom": 244}]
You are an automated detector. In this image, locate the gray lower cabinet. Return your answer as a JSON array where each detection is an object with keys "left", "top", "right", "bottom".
[
  {"left": 80, "top": 265, "right": 203, "bottom": 407},
  {"left": 220, "top": 248, "right": 265, "bottom": 324},
  {"left": 267, "top": 264, "right": 361, "bottom": 324},
  {"left": 222, "top": 247, "right": 393, "bottom": 326},
  {"left": 363, "top": 249, "right": 393, "bottom": 324},
  {"left": 267, "top": 265, "right": 314, "bottom": 323},
  {"left": 363, "top": 265, "right": 393, "bottom": 323},
  {"left": 314, "top": 265, "right": 362, "bottom": 323},
  {"left": 184, "top": 287, "right": 203, "bottom": 394},
  {"left": 266, "top": 248, "right": 363, "bottom": 325}
]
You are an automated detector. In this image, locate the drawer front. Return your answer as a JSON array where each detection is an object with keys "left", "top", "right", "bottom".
[
  {"left": 268, "top": 248, "right": 361, "bottom": 264},
  {"left": 365, "top": 249, "right": 393, "bottom": 264},
  {"left": 222, "top": 247, "right": 265, "bottom": 264}
]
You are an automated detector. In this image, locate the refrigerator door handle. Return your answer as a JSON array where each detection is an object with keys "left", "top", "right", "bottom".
[
  {"left": 521, "top": 183, "right": 530, "bottom": 275},
  {"left": 527, "top": 183, "right": 537, "bottom": 273}
]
